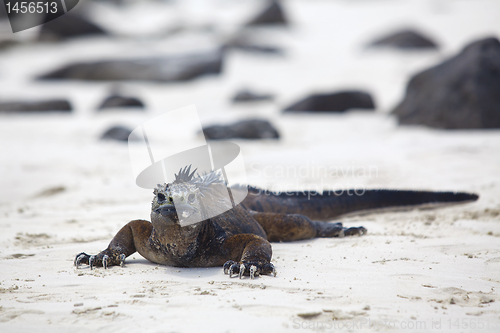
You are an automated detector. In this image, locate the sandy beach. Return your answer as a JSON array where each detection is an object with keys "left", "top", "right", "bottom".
[{"left": 1, "top": 0, "right": 500, "bottom": 332}]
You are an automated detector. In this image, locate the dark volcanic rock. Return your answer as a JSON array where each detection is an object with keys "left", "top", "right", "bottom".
[
  {"left": 38, "top": 50, "right": 224, "bottom": 82},
  {"left": 98, "top": 94, "right": 145, "bottom": 110},
  {"left": 223, "top": 35, "right": 283, "bottom": 54},
  {"left": 38, "top": 13, "right": 107, "bottom": 41},
  {"left": 100, "top": 126, "right": 137, "bottom": 142},
  {"left": 247, "top": 1, "right": 287, "bottom": 26},
  {"left": 232, "top": 89, "right": 274, "bottom": 103},
  {"left": 223, "top": 41, "right": 283, "bottom": 54},
  {"left": 369, "top": 29, "right": 438, "bottom": 49},
  {"left": 0, "top": 39, "right": 18, "bottom": 51},
  {"left": 0, "top": 3, "right": 7, "bottom": 19},
  {"left": 283, "top": 91, "right": 375, "bottom": 112},
  {"left": 0, "top": 100, "right": 72, "bottom": 112},
  {"left": 392, "top": 37, "right": 500, "bottom": 129},
  {"left": 203, "top": 119, "right": 279, "bottom": 140}
]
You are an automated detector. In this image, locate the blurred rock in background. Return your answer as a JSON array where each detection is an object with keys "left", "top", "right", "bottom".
[
  {"left": 37, "top": 49, "right": 224, "bottom": 82},
  {"left": 393, "top": 37, "right": 500, "bottom": 129},
  {"left": 100, "top": 125, "right": 137, "bottom": 142},
  {"left": 0, "top": 99, "right": 72, "bottom": 113},
  {"left": 368, "top": 29, "right": 438, "bottom": 50},
  {"left": 231, "top": 89, "right": 274, "bottom": 103},
  {"left": 203, "top": 119, "right": 280, "bottom": 140},
  {"left": 246, "top": 0, "right": 287, "bottom": 26},
  {"left": 223, "top": 34, "right": 284, "bottom": 55},
  {"left": 284, "top": 91, "right": 375, "bottom": 113},
  {"left": 38, "top": 12, "right": 107, "bottom": 41},
  {"left": 98, "top": 93, "right": 145, "bottom": 110}
]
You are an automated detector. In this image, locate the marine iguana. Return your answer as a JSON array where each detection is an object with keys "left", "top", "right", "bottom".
[{"left": 74, "top": 166, "right": 478, "bottom": 279}]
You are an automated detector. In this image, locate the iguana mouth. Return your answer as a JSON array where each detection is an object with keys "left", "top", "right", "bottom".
[
  {"left": 155, "top": 203, "right": 199, "bottom": 219},
  {"left": 155, "top": 204, "right": 176, "bottom": 217}
]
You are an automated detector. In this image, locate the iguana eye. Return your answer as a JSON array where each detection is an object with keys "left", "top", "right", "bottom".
[
  {"left": 188, "top": 194, "right": 195, "bottom": 203},
  {"left": 157, "top": 193, "right": 166, "bottom": 202}
]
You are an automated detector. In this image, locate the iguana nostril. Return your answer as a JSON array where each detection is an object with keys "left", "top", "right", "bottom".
[{"left": 157, "top": 193, "right": 166, "bottom": 202}]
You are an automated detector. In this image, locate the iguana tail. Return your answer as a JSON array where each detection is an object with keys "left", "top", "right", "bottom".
[{"left": 241, "top": 186, "right": 479, "bottom": 221}]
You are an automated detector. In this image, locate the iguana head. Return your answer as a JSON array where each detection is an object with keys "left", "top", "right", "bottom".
[{"left": 151, "top": 165, "right": 229, "bottom": 226}]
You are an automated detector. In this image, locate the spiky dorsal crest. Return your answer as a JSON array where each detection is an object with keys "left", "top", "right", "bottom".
[
  {"left": 152, "top": 165, "right": 226, "bottom": 196},
  {"left": 194, "top": 170, "right": 224, "bottom": 191},
  {"left": 173, "top": 165, "right": 198, "bottom": 184}
]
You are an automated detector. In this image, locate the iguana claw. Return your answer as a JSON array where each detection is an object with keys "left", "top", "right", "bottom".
[
  {"left": 102, "top": 255, "right": 109, "bottom": 269},
  {"left": 223, "top": 260, "right": 276, "bottom": 279},
  {"left": 89, "top": 255, "right": 96, "bottom": 270},
  {"left": 74, "top": 253, "right": 87, "bottom": 268},
  {"left": 249, "top": 265, "right": 257, "bottom": 279},
  {"left": 73, "top": 251, "right": 126, "bottom": 270},
  {"left": 238, "top": 264, "right": 245, "bottom": 279},
  {"left": 120, "top": 254, "right": 126, "bottom": 267},
  {"left": 223, "top": 260, "right": 235, "bottom": 274},
  {"left": 229, "top": 263, "right": 239, "bottom": 278}
]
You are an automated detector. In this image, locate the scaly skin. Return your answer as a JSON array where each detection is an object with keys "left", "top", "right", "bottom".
[{"left": 75, "top": 166, "right": 478, "bottom": 279}]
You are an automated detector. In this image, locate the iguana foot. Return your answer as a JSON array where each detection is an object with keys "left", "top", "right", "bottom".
[
  {"left": 223, "top": 260, "right": 277, "bottom": 279},
  {"left": 344, "top": 226, "right": 367, "bottom": 236},
  {"left": 74, "top": 251, "right": 126, "bottom": 269},
  {"left": 74, "top": 252, "right": 89, "bottom": 268},
  {"left": 314, "top": 222, "right": 367, "bottom": 237}
]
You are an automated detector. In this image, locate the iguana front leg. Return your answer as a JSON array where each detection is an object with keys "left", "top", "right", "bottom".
[
  {"left": 222, "top": 234, "right": 276, "bottom": 279},
  {"left": 250, "top": 211, "right": 366, "bottom": 242},
  {"left": 74, "top": 219, "right": 153, "bottom": 269}
]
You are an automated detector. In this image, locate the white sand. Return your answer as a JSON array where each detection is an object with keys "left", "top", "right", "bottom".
[{"left": 1, "top": 0, "right": 500, "bottom": 332}]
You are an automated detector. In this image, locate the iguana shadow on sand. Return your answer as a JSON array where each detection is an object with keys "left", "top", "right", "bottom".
[{"left": 75, "top": 166, "right": 478, "bottom": 279}]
